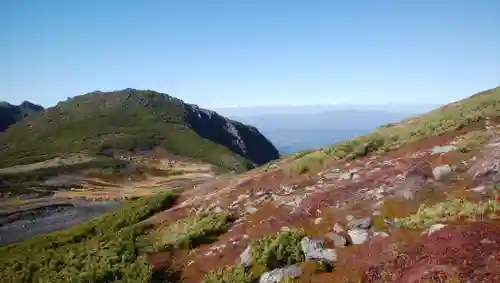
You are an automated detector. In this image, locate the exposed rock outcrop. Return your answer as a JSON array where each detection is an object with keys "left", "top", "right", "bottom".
[{"left": 185, "top": 104, "right": 280, "bottom": 166}]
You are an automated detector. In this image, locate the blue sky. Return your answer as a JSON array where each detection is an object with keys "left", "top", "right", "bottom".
[{"left": 1, "top": 0, "right": 499, "bottom": 108}]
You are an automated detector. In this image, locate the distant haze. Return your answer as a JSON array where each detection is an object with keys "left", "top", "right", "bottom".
[{"left": 216, "top": 104, "right": 437, "bottom": 154}]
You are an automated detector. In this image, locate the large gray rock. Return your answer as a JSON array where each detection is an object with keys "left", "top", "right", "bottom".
[
  {"left": 431, "top": 145, "right": 457, "bottom": 155},
  {"left": 395, "top": 188, "right": 415, "bottom": 201},
  {"left": 333, "top": 222, "right": 345, "bottom": 233},
  {"left": 347, "top": 217, "right": 372, "bottom": 230},
  {"left": 348, "top": 229, "right": 369, "bottom": 245},
  {"left": 240, "top": 245, "right": 252, "bottom": 267},
  {"left": 300, "top": 237, "right": 337, "bottom": 262},
  {"left": 259, "top": 265, "right": 302, "bottom": 283},
  {"left": 432, "top": 164, "right": 452, "bottom": 181},
  {"left": 325, "top": 232, "right": 347, "bottom": 247}
]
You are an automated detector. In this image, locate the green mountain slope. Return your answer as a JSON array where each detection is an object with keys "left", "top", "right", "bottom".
[
  {"left": 281, "top": 85, "right": 500, "bottom": 176},
  {"left": 0, "top": 89, "right": 280, "bottom": 171}
]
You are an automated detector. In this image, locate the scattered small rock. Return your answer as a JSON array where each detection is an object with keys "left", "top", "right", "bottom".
[
  {"left": 431, "top": 145, "right": 457, "bottom": 155},
  {"left": 324, "top": 172, "right": 340, "bottom": 180},
  {"left": 240, "top": 245, "right": 252, "bottom": 267},
  {"left": 432, "top": 164, "right": 452, "bottom": 181},
  {"left": 245, "top": 205, "right": 258, "bottom": 214},
  {"left": 422, "top": 223, "right": 447, "bottom": 236},
  {"left": 373, "top": 231, "right": 389, "bottom": 238},
  {"left": 333, "top": 222, "right": 345, "bottom": 233},
  {"left": 470, "top": 186, "right": 486, "bottom": 193},
  {"left": 383, "top": 219, "right": 399, "bottom": 227},
  {"left": 259, "top": 265, "right": 302, "bottom": 283},
  {"left": 347, "top": 217, "right": 372, "bottom": 230},
  {"left": 325, "top": 232, "right": 347, "bottom": 247},
  {"left": 339, "top": 172, "right": 352, "bottom": 180},
  {"left": 237, "top": 194, "right": 250, "bottom": 202},
  {"left": 300, "top": 237, "right": 337, "bottom": 262},
  {"left": 348, "top": 229, "right": 369, "bottom": 245},
  {"left": 395, "top": 188, "right": 415, "bottom": 201}
]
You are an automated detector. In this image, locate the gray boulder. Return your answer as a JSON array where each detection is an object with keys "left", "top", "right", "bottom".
[
  {"left": 325, "top": 232, "right": 347, "bottom": 247},
  {"left": 347, "top": 217, "right": 372, "bottom": 230},
  {"left": 431, "top": 145, "right": 457, "bottom": 155},
  {"left": 333, "top": 222, "right": 345, "bottom": 233},
  {"left": 432, "top": 164, "right": 452, "bottom": 181},
  {"left": 348, "top": 229, "right": 369, "bottom": 245},
  {"left": 300, "top": 237, "right": 337, "bottom": 263},
  {"left": 422, "top": 223, "right": 447, "bottom": 236},
  {"left": 240, "top": 245, "right": 252, "bottom": 267},
  {"left": 259, "top": 265, "right": 302, "bottom": 283}
]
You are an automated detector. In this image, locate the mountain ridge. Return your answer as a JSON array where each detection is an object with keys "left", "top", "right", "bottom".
[
  {"left": 0, "top": 88, "right": 280, "bottom": 171},
  {"left": 0, "top": 101, "right": 44, "bottom": 132},
  {"left": 2, "top": 86, "right": 500, "bottom": 283}
]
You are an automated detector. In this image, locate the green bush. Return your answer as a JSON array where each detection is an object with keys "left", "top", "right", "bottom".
[
  {"left": 201, "top": 265, "right": 257, "bottom": 283},
  {"left": 149, "top": 211, "right": 233, "bottom": 252},
  {"left": 395, "top": 198, "right": 500, "bottom": 229},
  {"left": 0, "top": 191, "right": 180, "bottom": 283},
  {"left": 251, "top": 229, "right": 306, "bottom": 270}
]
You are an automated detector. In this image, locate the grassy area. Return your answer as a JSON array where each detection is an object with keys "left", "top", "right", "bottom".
[
  {"left": 148, "top": 212, "right": 233, "bottom": 252},
  {"left": 455, "top": 130, "right": 492, "bottom": 153},
  {"left": 0, "top": 89, "right": 257, "bottom": 172},
  {"left": 0, "top": 191, "right": 180, "bottom": 283},
  {"left": 395, "top": 198, "right": 500, "bottom": 229},
  {"left": 283, "top": 86, "right": 500, "bottom": 176}
]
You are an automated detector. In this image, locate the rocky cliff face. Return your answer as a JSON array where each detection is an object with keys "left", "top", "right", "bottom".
[
  {"left": 0, "top": 101, "right": 44, "bottom": 131},
  {"left": 185, "top": 104, "right": 280, "bottom": 166}
]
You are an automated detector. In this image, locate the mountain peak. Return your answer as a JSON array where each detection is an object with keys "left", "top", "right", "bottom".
[
  {"left": 0, "top": 100, "right": 43, "bottom": 131},
  {"left": 0, "top": 89, "right": 280, "bottom": 170}
]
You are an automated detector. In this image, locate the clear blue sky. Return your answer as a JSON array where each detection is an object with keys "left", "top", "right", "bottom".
[{"left": 1, "top": 0, "right": 499, "bottom": 108}]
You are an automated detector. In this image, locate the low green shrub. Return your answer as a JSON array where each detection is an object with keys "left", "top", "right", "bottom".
[
  {"left": 251, "top": 229, "right": 306, "bottom": 270},
  {"left": 395, "top": 198, "right": 500, "bottom": 229},
  {"left": 201, "top": 265, "right": 257, "bottom": 283},
  {"left": 0, "top": 191, "right": 180, "bottom": 283},
  {"left": 455, "top": 130, "right": 492, "bottom": 153},
  {"left": 149, "top": 211, "right": 233, "bottom": 252}
]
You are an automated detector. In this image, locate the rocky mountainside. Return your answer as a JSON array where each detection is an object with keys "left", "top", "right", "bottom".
[
  {"left": 0, "top": 101, "right": 44, "bottom": 131},
  {"left": 2, "top": 86, "right": 500, "bottom": 283},
  {"left": 0, "top": 89, "right": 280, "bottom": 171},
  {"left": 140, "top": 85, "right": 500, "bottom": 282}
]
